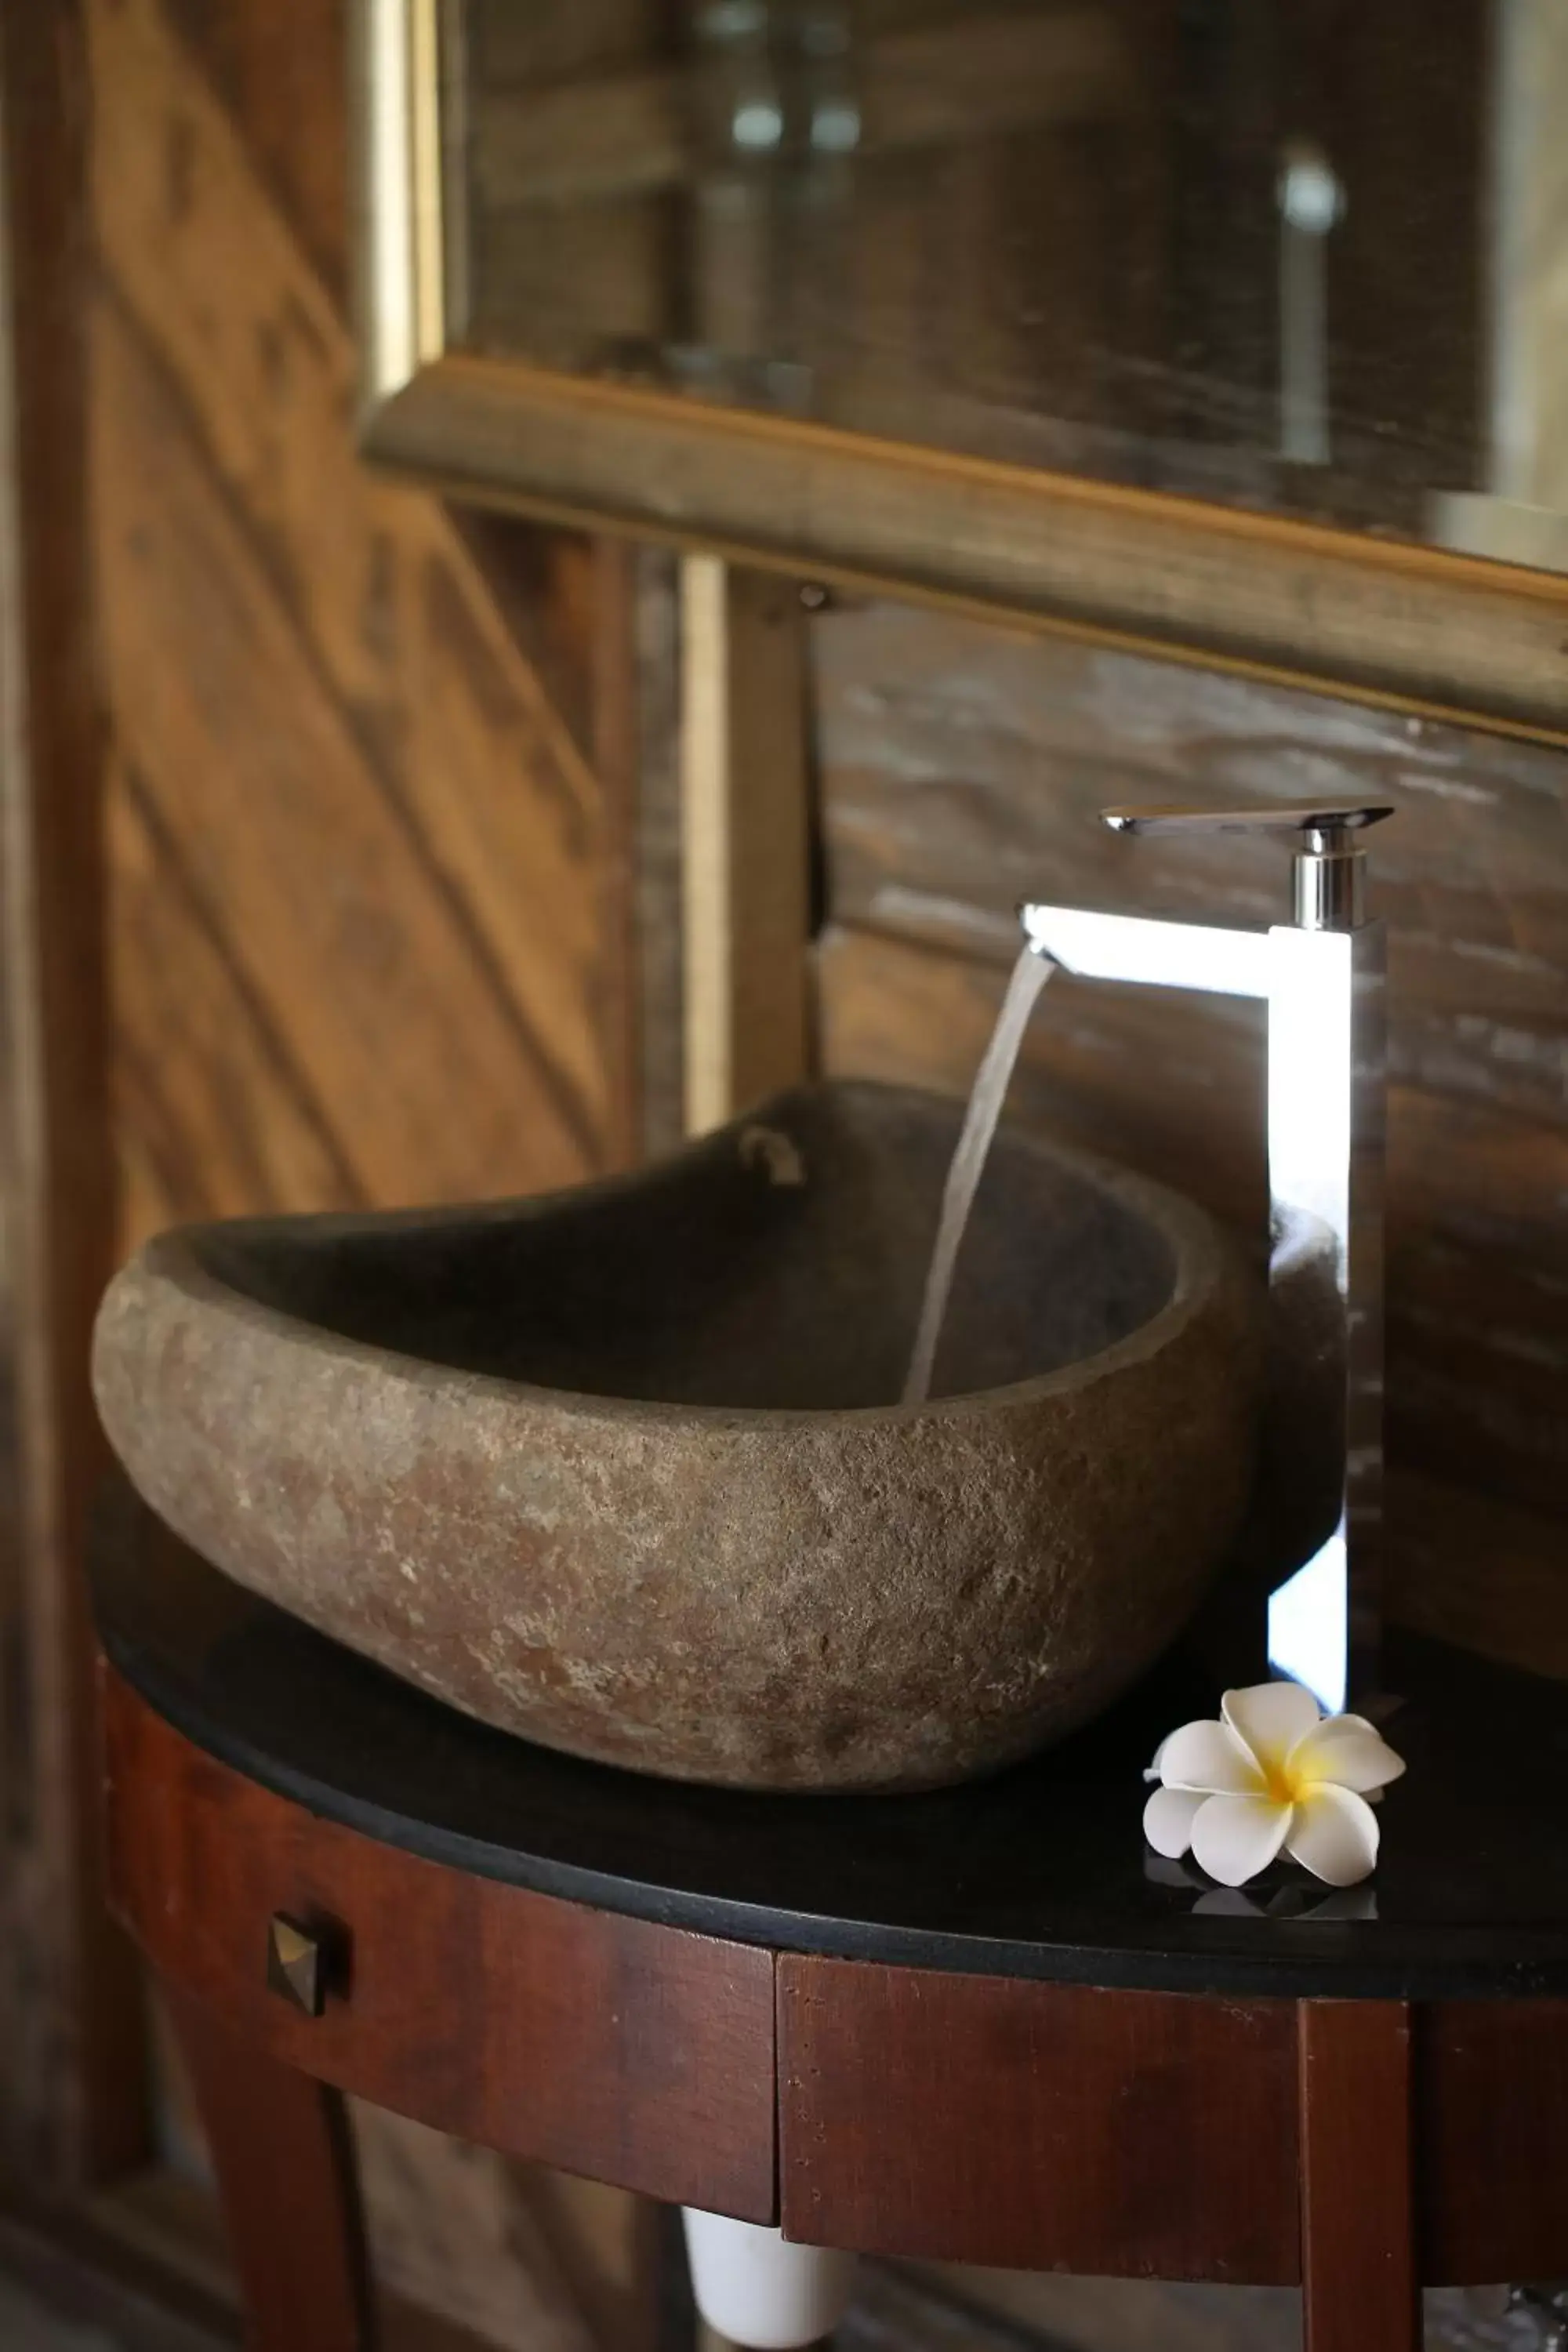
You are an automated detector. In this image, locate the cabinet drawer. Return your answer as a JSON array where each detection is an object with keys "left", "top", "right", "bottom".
[{"left": 101, "top": 1664, "right": 776, "bottom": 2221}]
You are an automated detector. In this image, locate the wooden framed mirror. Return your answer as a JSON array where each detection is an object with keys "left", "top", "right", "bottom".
[{"left": 357, "top": 0, "right": 1568, "bottom": 743}]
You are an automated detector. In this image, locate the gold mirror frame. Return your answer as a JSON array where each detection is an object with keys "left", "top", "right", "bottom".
[{"left": 357, "top": 0, "right": 1568, "bottom": 747}]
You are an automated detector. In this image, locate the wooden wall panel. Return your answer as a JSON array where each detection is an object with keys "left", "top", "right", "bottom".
[
  {"left": 0, "top": 0, "right": 148, "bottom": 2190},
  {"left": 90, "top": 0, "right": 611, "bottom": 1140},
  {"left": 163, "top": 0, "right": 350, "bottom": 300},
  {"left": 93, "top": 289, "right": 598, "bottom": 1210},
  {"left": 105, "top": 754, "right": 358, "bottom": 1230},
  {"left": 89, "top": 0, "right": 629, "bottom": 1247}
]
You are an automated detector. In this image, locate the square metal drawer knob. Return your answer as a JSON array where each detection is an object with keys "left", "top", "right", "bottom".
[{"left": 267, "top": 1912, "right": 326, "bottom": 2017}]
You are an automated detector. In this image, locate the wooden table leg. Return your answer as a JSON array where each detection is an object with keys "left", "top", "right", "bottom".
[
  {"left": 1298, "top": 2000, "right": 1420, "bottom": 2352},
  {"left": 164, "top": 1985, "right": 375, "bottom": 2350}
]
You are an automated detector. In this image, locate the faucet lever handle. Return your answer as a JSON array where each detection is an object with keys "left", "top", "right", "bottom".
[
  {"left": 1101, "top": 802, "right": 1394, "bottom": 931},
  {"left": 1102, "top": 802, "right": 1393, "bottom": 845}
]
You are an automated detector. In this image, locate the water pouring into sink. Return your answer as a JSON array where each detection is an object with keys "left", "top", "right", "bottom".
[{"left": 902, "top": 946, "right": 1057, "bottom": 1406}]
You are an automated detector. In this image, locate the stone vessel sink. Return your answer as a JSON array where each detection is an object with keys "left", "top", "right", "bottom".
[{"left": 93, "top": 1081, "right": 1259, "bottom": 1794}]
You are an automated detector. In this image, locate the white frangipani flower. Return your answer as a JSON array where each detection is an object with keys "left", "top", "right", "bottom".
[{"left": 1142, "top": 1682, "right": 1405, "bottom": 1889}]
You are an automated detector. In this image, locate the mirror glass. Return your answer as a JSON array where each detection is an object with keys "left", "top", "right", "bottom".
[{"left": 447, "top": 0, "right": 1568, "bottom": 574}]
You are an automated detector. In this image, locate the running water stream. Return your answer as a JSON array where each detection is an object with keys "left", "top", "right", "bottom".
[{"left": 902, "top": 945, "right": 1057, "bottom": 1406}]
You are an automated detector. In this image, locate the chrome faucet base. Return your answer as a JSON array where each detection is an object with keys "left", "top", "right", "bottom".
[
  {"left": 1264, "top": 918, "right": 1385, "bottom": 1710},
  {"left": 1022, "top": 802, "right": 1392, "bottom": 1715}
]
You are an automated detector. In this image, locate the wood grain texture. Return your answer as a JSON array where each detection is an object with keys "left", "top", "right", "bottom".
[
  {"left": 0, "top": 0, "right": 149, "bottom": 2187},
  {"left": 89, "top": 0, "right": 631, "bottom": 1238},
  {"left": 1419, "top": 1998, "right": 1568, "bottom": 2286},
  {"left": 778, "top": 1957, "right": 1300, "bottom": 2283},
  {"left": 1384, "top": 1471, "right": 1568, "bottom": 1681},
  {"left": 628, "top": 543, "right": 685, "bottom": 1160},
  {"left": 1297, "top": 2002, "right": 1418, "bottom": 2352},
  {"left": 681, "top": 558, "right": 814, "bottom": 1132},
  {"left": 366, "top": 336, "right": 1568, "bottom": 750},
  {"left": 93, "top": 289, "right": 594, "bottom": 1207},
  {"left": 163, "top": 0, "right": 350, "bottom": 300},
  {"left": 586, "top": 535, "right": 646, "bottom": 1171},
  {"left": 106, "top": 753, "right": 360, "bottom": 1229},
  {"left": 164, "top": 1991, "right": 374, "bottom": 2352},
  {"left": 102, "top": 1668, "right": 778, "bottom": 2226}
]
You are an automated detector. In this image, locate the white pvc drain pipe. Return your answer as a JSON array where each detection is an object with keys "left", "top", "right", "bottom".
[{"left": 681, "top": 2209, "right": 858, "bottom": 2349}]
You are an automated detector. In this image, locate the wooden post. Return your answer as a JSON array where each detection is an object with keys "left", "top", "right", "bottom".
[
  {"left": 0, "top": 0, "right": 148, "bottom": 2187},
  {"left": 680, "top": 557, "right": 813, "bottom": 1136},
  {"left": 165, "top": 1990, "right": 375, "bottom": 2352},
  {"left": 1298, "top": 2000, "right": 1421, "bottom": 2352}
]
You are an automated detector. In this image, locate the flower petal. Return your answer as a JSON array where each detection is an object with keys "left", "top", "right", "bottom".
[
  {"left": 1222, "top": 1682, "right": 1322, "bottom": 1769},
  {"left": 1157, "top": 1718, "right": 1265, "bottom": 1795},
  {"left": 1143, "top": 1785, "right": 1205, "bottom": 1859},
  {"left": 1189, "top": 1793, "right": 1292, "bottom": 1888},
  {"left": 1285, "top": 1784, "right": 1381, "bottom": 1886},
  {"left": 1289, "top": 1718, "right": 1406, "bottom": 1795}
]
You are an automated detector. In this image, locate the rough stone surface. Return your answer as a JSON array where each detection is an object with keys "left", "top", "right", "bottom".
[{"left": 92, "top": 1083, "right": 1261, "bottom": 1792}]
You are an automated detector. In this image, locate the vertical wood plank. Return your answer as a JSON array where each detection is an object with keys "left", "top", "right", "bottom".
[
  {"left": 0, "top": 0, "right": 148, "bottom": 2187},
  {"left": 587, "top": 534, "right": 647, "bottom": 1171},
  {"left": 1298, "top": 2001, "right": 1419, "bottom": 2352},
  {"left": 165, "top": 1987, "right": 375, "bottom": 2352},
  {"left": 681, "top": 553, "right": 730, "bottom": 1135},
  {"left": 681, "top": 558, "right": 813, "bottom": 1134},
  {"left": 630, "top": 543, "right": 685, "bottom": 1162}
]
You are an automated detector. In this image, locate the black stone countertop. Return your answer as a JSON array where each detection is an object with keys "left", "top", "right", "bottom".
[{"left": 93, "top": 1483, "right": 1568, "bottom": 2002}]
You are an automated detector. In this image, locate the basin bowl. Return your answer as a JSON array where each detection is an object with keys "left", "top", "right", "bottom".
[{"left": 93, "top": 1081, "right": 1260, "bottom": 1792}]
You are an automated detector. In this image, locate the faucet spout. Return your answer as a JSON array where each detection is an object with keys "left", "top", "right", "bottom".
[{"left": 1019, "top": 903, "right": 1271, "bottom": 999}]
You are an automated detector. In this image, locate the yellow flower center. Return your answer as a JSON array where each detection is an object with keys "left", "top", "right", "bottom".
[{"left": 1260, "top": 1754, "right": 1305, "bottom": 1806}]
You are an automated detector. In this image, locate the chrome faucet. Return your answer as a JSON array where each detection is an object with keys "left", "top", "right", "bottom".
[{"left": 1021, "top": 804, "right": 1392, "bottom": 1714}]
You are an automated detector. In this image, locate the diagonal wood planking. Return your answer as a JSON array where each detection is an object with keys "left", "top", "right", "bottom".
[
  {"left": 93, "top": 291, "right": 597, "bottom": 1211},
  {"left": 89, "top": 0, "right": 622, "bottom": 1241},
  {"left": 106, "top": 751, "right": 360, "bottom": 1228}
]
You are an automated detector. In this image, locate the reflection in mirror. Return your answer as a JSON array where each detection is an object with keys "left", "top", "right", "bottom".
[{"left": 447, "top": 0, "right": 1568, "bottom": 572}]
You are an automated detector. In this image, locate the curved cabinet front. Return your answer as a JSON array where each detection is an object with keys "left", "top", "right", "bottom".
[{"left": 100, "top": 1666, "right": 778, "bottom": 2224}]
